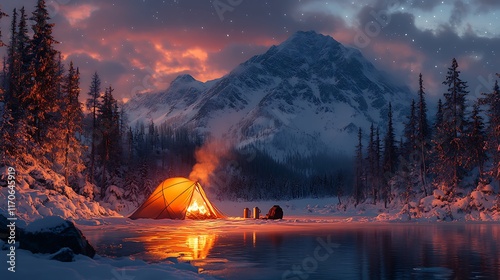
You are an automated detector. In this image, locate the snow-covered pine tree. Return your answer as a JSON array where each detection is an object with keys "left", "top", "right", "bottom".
[
  {"left": 86, "top": 72, "right": 101, "bottom": 184},
  {"left": 434, "top": 58, "right": 469, "bottom": 195},
  {"left": 14, "top": 7, "right": 30, "bottom": 116},
  {"left": 23, "top": 0, "right": 60, "bottom": 152},
  {"left": 7, "top": 8, "right": 18, "bottom": 98},
  {"left": 394, "top": 99, "right": 420, "bottom": 197},
  {"left": 482, "top": 80, "right": 500, "bottom": 186},
  {"left": 430, "top": 99, "right": 443, "bottom": 188},
  {"left": 0, "top": 8, "right": 30, "bottom": 164},
  {"left": 59, "top": 62, "right": 84, "bottom": 187},
  {"left": 465, "top": 101, "right": 487, "bottom": 179},
  {"left": 354, "top": 127, "right": 364, "bottom": 206},
  {"left": 97, "top": 86, "right": 122, "bottom": 197},
  {"left": 0, "top": 87, "right": 15, "bottom": 164},
  {"left": 417, "top": 73, "right": 431, "bottom": 195}
]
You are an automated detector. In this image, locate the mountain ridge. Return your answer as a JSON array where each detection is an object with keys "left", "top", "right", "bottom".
[{"left": 124, "top": 30, "right": 412, "bottom": 158}]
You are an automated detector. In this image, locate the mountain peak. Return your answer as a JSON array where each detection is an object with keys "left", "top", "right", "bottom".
[
  {"left": 171, "top": 74, "right": 196, "bottom": 85},
  {"left": 289, "top": 30, "right": 330, "bottom": 40},
  {"left": 277, "top": 30, "right": 340, "bottom": 51}
]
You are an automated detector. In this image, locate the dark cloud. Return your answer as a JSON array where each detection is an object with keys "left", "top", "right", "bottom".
[
  {"left": 475, "top": 0, "right": 500, "bottom": 13},
  {"left": 450, "top": 0, "right": 468, "bottom": 27},
  {"left": 354, "top": 10, "right": 499, "bottom": 101},
  {"left": 411, "top": 1, "right": 441, "bottom": 12}
]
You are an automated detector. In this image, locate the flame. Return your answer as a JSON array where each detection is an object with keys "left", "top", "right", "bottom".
[{"left": 187, "top": 200, "right": 208, "bottom": 215}]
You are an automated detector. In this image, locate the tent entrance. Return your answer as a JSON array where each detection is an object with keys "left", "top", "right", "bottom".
[{"left": 186, "top": 184, "right": 216, "bottom": 219}]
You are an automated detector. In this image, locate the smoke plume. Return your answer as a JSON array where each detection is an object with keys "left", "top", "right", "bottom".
[{"left": 189, "top": 139, "right": 229, "bottom": 186}]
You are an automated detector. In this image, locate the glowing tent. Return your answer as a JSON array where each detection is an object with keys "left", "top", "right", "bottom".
[{"left": 129, "top": 177, "right": 225, "bottom": 220}]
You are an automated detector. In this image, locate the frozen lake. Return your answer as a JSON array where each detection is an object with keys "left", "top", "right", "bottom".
[{"left": 80, "top": 218, "right": 500, "bottom": 279}]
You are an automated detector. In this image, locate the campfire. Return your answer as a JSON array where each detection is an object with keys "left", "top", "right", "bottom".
[{"left": 186, "top": 199, "right": 212, "bottom": 219}]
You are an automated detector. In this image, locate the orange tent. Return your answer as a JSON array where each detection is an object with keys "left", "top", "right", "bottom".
[{"left": 129, "top": 177, "right": 225, "bottom": 220}]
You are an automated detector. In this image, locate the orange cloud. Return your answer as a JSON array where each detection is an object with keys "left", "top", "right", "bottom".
[{"left": 61, "top": 4, "right": 99, "bottom": 27}]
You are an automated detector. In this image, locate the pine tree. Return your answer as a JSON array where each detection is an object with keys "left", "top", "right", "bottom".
[
  {"left": 397, "top": 100, "right": 420, "bottom": 197},
  {"left": 375, "top": 127, "right": 382, "bottom": 202},
  {"left": 86, "top": 72, "right": 101, "bottom": 184},
  {"left": 15, "top": 7, "right": 30, "bottom": 111},
  {"left": 59, "top": 62, "right": 84, "bottom": 187},
  {"left": 97, "top": 85, "right": 121, "bottom": 197},
  {"left": 366, "top": 123, "right": 377, "bottom": 203},
  {"left": 23, "top": 0, "right": 60, "bottom": 150},
  {"left": 417, "top": 73, "right": 431, "bottom": 195},
  {"left": 465, "top": 101, "right": 487, "bottom": 179},
  {"left": 434, "top": 99, "right": 444, "bottom": 135},
  {"left": 0, "top": 9, "right": 16, "bottom": 164},
  {"left": 0, "top": 8, "right": 7, "bottom": 47},
  {"left": 7, "top": 8, "right": 18, "bottom": 98},
  {"left": 383, "top": 103, "right": 398, "bottom": 173},
  {"left": 434, "top": 58, "right": 469, "bottom": 194},
  {"left": 482, "top": 81, "right": 500, "bottom": 185},
  {"left": 0, "top": 87, "right": 15, "bottom": 164},
  {"left": 403, "top": 100, "right": 417, "bottom": 157},
  {"left": 430, "top": 99, "right": 443, "bottom": 190},
  {"left": 383, "top": 103, "right": 397, "bottom": 207},
  {"left": 354, "top": 128, "right": 364, "bottom": 206}
]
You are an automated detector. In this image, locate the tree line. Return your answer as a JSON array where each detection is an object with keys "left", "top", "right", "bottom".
[
  {"left": 0, "top": 1, "right": 203, "bottom": 202},
  {"left": 353, "top": 60, "right": 500, "bottom": 207}
]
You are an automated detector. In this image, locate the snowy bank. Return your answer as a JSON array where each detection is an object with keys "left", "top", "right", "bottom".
[
  {"left": 0, "top": 157, "right": 120, "bottom": 223},
  {"left": 0, "top": 247, "right": 214, "bottom": 280}
]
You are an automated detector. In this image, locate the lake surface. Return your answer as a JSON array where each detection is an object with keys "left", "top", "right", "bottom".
[{"left": 82, "top": 220, "right": 500, "bottom": 279}]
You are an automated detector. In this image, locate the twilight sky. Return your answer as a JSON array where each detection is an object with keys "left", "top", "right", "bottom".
[{"left": 0, "top": 0, "right": 499, "bottom": 104}]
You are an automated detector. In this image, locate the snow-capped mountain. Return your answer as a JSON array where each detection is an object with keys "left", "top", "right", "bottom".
[{"left": 125, "top": 31, "right": 412, "bottom": 158}]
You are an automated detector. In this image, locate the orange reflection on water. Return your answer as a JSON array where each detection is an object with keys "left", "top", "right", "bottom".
[
  {"left": 186, "top": 234, "right": 216, "bottom": 260},
  {"left": 127, "top": 232, "right": 216, "bottom": 261}
]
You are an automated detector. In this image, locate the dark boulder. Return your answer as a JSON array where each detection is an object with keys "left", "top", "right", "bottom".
[
  {"left": 265, "top": 205, "right": 284, "bottom": 219},
  {"left": 19, "top": 216, "right": 95, "bottom": 258}
]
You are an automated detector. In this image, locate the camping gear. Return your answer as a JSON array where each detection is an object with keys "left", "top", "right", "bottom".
[
  {"left": 265, "top": 205, "right": 284, "bottom": 219},
  {"left": 253, "top": 207, "right": 260, "bottom": 219},
  {"left": 129, "top": 177, "right": 225, "bottom": 220},
  {"left": 243, "top": 208, "right": 250, "bottom": 218}
]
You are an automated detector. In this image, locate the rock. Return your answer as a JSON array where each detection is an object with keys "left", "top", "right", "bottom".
[
  {"left": 50, "top": 247, "right": 75, "bottom": 262},
  {"left": 265, "top": 205, "right": 284, "bottom": 219},
  {"left": 19, "top": 216, "right": 95, "bottom": 258}
]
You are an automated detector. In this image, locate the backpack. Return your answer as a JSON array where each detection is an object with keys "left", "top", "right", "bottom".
[{"left": 266, "top": 205, "right": 283, "bottom": 219}]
